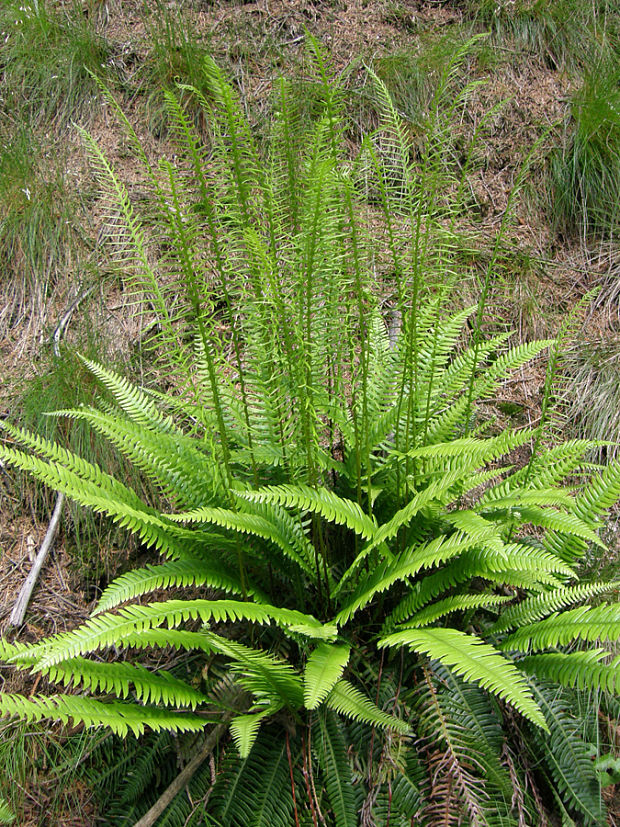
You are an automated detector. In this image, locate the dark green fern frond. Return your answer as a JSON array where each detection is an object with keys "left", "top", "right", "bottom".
[
  {"left": 527, "top": 683, "right": 605, "bottom": 824},
  {"left": 402, "top": 594, "right": 513, "bottom": 629},
  {"left": 209, "top": 731, "right": 296, "bottom": 827},
  {"left": 313, "top": 712, "right": 359, "bottom": 826},
  {"left": 237, "top": 484, "right": 377, "bottom": 540}
]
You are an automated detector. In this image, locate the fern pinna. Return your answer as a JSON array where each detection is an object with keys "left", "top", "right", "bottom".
[{"left": 1, "top": 41, "right": 620, "bottom": 826}]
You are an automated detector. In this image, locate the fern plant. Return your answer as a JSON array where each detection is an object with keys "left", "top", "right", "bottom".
[{"left": 1, "top": 40, "right": 620, "bottom": 825}]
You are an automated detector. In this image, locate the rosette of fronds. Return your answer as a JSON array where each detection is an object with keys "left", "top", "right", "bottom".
[{"left": 1, "top": 39, "right": 619, "bottom": 825}]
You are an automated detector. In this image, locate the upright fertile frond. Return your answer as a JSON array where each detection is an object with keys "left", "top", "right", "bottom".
[
  {"left": 379, "top": 627, "right": 547, "bottom": 730},
  {"left": 76, "top": 127, "right": 171, "bottom": 325}
]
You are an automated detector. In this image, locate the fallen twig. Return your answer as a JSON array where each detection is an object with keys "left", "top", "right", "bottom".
[
  {"left": 131, "top": 719, "right": 231, "bottom": 827},
  {"left": 8, "top": 282, "right": 98, "bottom": 627},
  {"left": 9, "top": 492, "right": 65, "bottom": 627},
  {"left": 52, "top": 283, "right": 98, "bottom": 358}
]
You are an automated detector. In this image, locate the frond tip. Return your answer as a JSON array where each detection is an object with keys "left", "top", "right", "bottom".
[
  {"left": 324, "top": 679, "right": 411, "bottom": 734},
  {"left": 304, "top": 643, "right": 351, "bottom": 709}
]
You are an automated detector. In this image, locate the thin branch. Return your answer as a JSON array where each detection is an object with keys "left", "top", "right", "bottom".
[
  {"left": 9, "top": 492, "right": 65, "bottom": 627},
  {"left": 131, "top": 719, "right": 230, "bottom": 827}
]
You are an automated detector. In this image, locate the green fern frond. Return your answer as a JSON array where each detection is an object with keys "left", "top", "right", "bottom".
[
  {"left": 0, "top": 440, "right": 203, "bottom": 559},
  {"left": 167, "top": 506, "right": 316, "bottom": 577},
  {"left": 379, "top": 627, "right": 547, "bottom": 730},
  {"left": 386, "top": 542, "right": 574, "bottom": 628},
  {"left": 236, "top": 484, "right": 377, "bottom": 539},
  {"left": 0, "top": 420, "right": 144, "bottom": 508},
  {"left": 512, "top": 506, "right": 606, "bottom": 549},
  {"left": 402, "top": 594, "right": 513, "bottom": 629},
  {"left": 78, "top": 358, "right": 181, "bottom": 434},
  {"left": 50, "top": 407, "right": 213, "bottom": 508},
  {"left": 0, "top": 693, "right": 207, "bottom": 737},
  {"left": 475, "top": 340, "right": 554, "bottom": 397},
  {"left": 400, "top": 429, "right": 533, "bottom": 466},
  {"left": 19, "top": 599, "right": 336, "bottom": 670},
  {"left": 94, "top": 559, "right": 253, "bottom": 614},
  {"left": 336, "top": 533, "right": 477, "bottom": 625},
  {"left": 510, "top": 440, "right": 596, "bottom": 491},
  {"left": 443, "top": 510, "right": 505, "bottom": 554},
  {"left": 519, "top": 649, "right": 620, "bottom": 694},
  {"left": 230, "top": 706, "right": 278, "bottom": 758},
  {"left": 325, "top": 679, "right": 410, "bottom": 734},
  {"left": 545, "top": 459, "right": 620, "bottom": 562},
  {"left": 198, "top": 632, "right": 304, "bottom": 708},
  {"left": 0, "top": 799, "right": 14, "bottom": 825},
  {"left": 491, "top": 582, "right": 617, "bottom": 634},
  {"left": 38, "top": 658, "right": 208, "bottom": 708},
  {"left": 478, "top": 488, "right": 576, "bottom": 512},
  {"left": 314, "top": 712, "right": 359, "bottom": 826},
  {"left": 501, "top": 603, "right": 620, "bottom": 653},
  {"left": 371, "top": 468, "right": 484, "bottom": 548},
  {"left": 304, "top": 643, "right": 351, "bottom": 709}
]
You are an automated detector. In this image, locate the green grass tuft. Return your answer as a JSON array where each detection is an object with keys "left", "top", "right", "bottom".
[
  {"left": 0, "top": 0, "right": 112, "bottom": 128},
  {"left": 139, "top": 0, "right": 213, "bottom": 137},
  {"left": 467, "top": 0, "right": 616, "bottom": 72},
  {"left": 548, "top": 61, "right": 620, "bottom": 242},
  {"left": 0, "top": 128, "right": 87, "bottom": 333}
]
